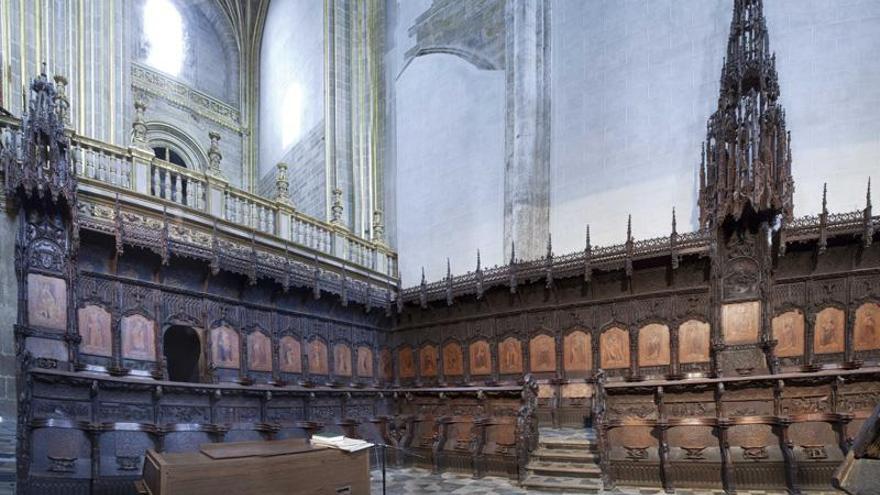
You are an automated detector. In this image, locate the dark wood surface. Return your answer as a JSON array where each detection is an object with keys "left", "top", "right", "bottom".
[{"left": 142, "top": 439, "right": 369, "bottom": 495}]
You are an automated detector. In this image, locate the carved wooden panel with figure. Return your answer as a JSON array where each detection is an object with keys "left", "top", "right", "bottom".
[
  {"left": 601, "top": 327, "right": 630, "bottom": 369},
  {"left": 308, "top": 339, "right": 328, "bottom": 375},
  {"left": 442, "top": 342, "right": 463, "bottom": 376},
  {"left": 678, "top": 320, "right": 710, "bottom": 363},
  {"left": 121, "top": 314, "right": 156, "bottom": 361},
  {"left": 563, "top": 329, "right": 591, "bottom": 372},
  {"left": 814, "top": 307, "right": 845, "bottom": 354},
  {"left": 380, "top": 348, "right": 393, "bottom": 380},
  {"left": 420, "top": 344, "right": 438, "bottom": 377},
  {"left": 529, "top": 334, "right": 556, "bottom": 372},
  {"left": 212, "top": 326, "right": 240, "bottom": 369},
  {"left": 333, "top": 343, "right": 352, "bottom": 377},
  {"left": 469, "top": 340, "right": 492, "bottom": 375},
  {"left": 638, "top": 324, "right": 670, "bottom": 367},
  {"left": 855, "top": 302, "right": 880, "bottom": 351},
  {"left": 499, "top": 337, "right": 523, "bottom": 374},
  {"left": 399, "top": 346, "right": 415, "bottom": 378},
  {"left": 248, "top": 332, "right": 272, "bottom": 372},
  {"left": 772, "top": 310, "right": 804, "bottom": 358},
  {"left": 357, "top": 346, "right": 373, "bottom": 377},
  {"left": 722, "top": 301, "right": 761, "bottom": 344},
  {"left": 78, "top": 305, "right": 112, "bottom": 356},
  {"left": 279, "top": 336, "right": 302, "bottom": 373},
  {"left": 28, "top": 274, "right": 67, "bottom": 331}
]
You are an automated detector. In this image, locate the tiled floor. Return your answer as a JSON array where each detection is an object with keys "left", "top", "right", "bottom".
[{"left": 368, "top": 467, "right": 844, "bottom": 494}]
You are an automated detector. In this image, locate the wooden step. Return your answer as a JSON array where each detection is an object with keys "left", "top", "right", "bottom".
[
  {"left": 526, "top": 460, "right": 602, "bottom": 478},
  {"left": 521, "top": 474, "right": 602, "bottom": 493},
  {"left": 531, "top": 447, "right": 598, "bottom": 463}
]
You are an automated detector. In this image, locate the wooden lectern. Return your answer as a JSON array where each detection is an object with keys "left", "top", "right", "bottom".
[{"left": 138, "top": 438, "right": 370, "bottom": 495}]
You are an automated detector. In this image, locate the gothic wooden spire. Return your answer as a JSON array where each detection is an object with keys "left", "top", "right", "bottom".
[
  {"left": 583, "top": 225, "right": 593, "bottom": 283},
  {"left": 865, "top": 178, "right": 874, "bottom": 248},
  {"left": 698, "top": 0, "right": 793, "bottom": 229}
]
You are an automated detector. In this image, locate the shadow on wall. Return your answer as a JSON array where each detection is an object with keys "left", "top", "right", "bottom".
[{"left": 395, "top": 53, "right": 506, "bottom": 284}]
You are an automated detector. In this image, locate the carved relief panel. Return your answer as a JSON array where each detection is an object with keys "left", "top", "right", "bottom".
[
  {"left": 420, "top": 344, "right": 438, "bottom": 377},
  {"left": 529, "top": 334, "right": 556, "bottom": 373},
  {"left": 28, "top": 274, "right": 67, "bottom": 330},
  {"left": 600, "top": 327, "right": 630, "bottom": 369},
  {"left": 380, "top": 348, "right": 393, "bottom": 380},
  {"left": 469, "top": 340, "right": 492, "bottom": 376},
  {"left": 399, "top": 346, "right": 415, "bottom": 379},
  {"left": 333, "top": 343, "right": 352, "bottom": 377},
  {"left": 308, "top": 339, "right": 328, "bottom": 375},
  {"left": 772, "top": 310, "right": 805, "bottom": 358},
  {"left": 499, "top": 337, "right": 523, "bottom": 374},
  {"left": 442, "top": 342, "right": 463, "bottom": 376},
  {"left": 814, "top": 307, "right": 845, "bottom": 355},
  {"left": 247, "top": 332, "right": 272, "bottom": 372},
  {"left": 638, "top": 324, "right": 670, "bottom": 367},
  {"left": 279, "top": 336, "right": 302, "bottom": 373},
  {"left": 563, "top": 329, "right": 591, "bottom": 372},
  {"left": 78, "top": 305, "right": 112, "bottom": 356},
  {"left": 121, "top": 314, "right": 156, "bottom": 361},
  {"left": 678, "top": 320, "right": 710, "bottom": 363},
  {"left": 356, "top": 346, "right": 373, "bottom": 377},
  {"left": 211, "top": 326, "right": 240, "bottom": 369},
  {"left": 854, "top": 302, "right": 880, "bottom": 351},
  {"left": 722, "top": 301, "right": 761, "bottom": 344}
]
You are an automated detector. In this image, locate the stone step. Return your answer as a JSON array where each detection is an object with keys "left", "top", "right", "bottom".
[
  {"left": 520, "top": 474, "right": 602, "bottom": 493},
  {"left": 538, "top": 436, "right": 596, "bottom": 450},
  {"left": 532, "top": 447, "right": 598, "bottom": 463},
  {"left": 526, "top": 460, "right": 602, "bottom": 478}
]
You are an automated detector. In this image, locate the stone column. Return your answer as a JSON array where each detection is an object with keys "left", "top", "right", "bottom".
[{"left": 504, "top": 0, "right": 551, "bottom": 261}]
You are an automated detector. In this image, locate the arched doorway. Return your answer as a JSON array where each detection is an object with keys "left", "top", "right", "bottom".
[{"left": 163, "top": 325, "right": 202, "bottom": 382}]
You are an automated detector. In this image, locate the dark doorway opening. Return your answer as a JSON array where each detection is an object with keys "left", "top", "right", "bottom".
[{"left": 164, "top": 325, "right": 201, "bottom": 382}]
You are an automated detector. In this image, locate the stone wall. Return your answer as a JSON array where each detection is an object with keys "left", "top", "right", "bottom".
[{"left": 388, "top": 0, "right": 880, "bottom": 284}]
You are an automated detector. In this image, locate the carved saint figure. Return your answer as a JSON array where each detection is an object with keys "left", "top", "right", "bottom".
[
  {"left": 279, "top": 336, "right": 301, "bottom": 373},
  {"left": 601, "top": 328, "right": 629, "bottom": 369},
  {"left": 381, "top": 350, "right": 393, "bottom": 379},
  {"left": 399, "top": 347, "right": 415, "bottom": 378},
  {"left": 334, "top": 344, "right": 351, "bottom": 376},
  {"left": 855, "top": 303, "right": 880, "bottom": 351},
  {"left": 565, "top": 330, "right": 590, "bottom": 372},
  {"left": 211, "top": 326, "right": 239, "bottom": 368},
  {"left": 309, "top": 340, "right": 328, "bottom": 375},
  {"left": 39, "top": 282, "right": 57, "bottom": 321},
  {"left": 421, "top": 346, "right": 436, "bottom": 377},
  {"left": 814, "top": 308, "right": 845, "bottom": 354},
  {"left": 639, "top": 324, "right": 669, "bottom": 367},
  {"left": 499, "top": 338, "right": 522, "bottom": 374},
  {"left": 475, "top": 344, "right": 488, "bottom": 371},
  {"left": 679, "top": 320, "right": 710, "bottom": 364},
  {"left": 357, "top": 347, "right": 372, "bottom": 377},
  {"left": 722, "top": 301, "right": 760, "bottom": 344},
  {"left": 79, "top": 305, "right": 111, "bottom": 356},
  {"left": 28, "top": 274, "right": 67, "bottom": 330},
  {"left": 249, "top": 333, "right": 271, "bottom": 372}
]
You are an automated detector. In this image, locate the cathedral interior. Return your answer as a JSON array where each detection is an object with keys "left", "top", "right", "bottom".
[{"left": 0, "top": 0, "right": 879, "bottom": 493}]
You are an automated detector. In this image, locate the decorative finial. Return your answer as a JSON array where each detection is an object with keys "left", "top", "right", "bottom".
[
  {"left": 510, "top": 241, "right": 516, "bottom": 265},
  {"left": 445, "top": 258, "right": 453, "bottom": 306},
  {"left": 476, "top": 249, "right": 481, "bottom": 272},
  {"left": 372, "top": 209, "right": 385, "bottom": 244},
  {"left": 822, "top": 182, "right": 828, "bottom": 214},
  {"left": 671, "top": 208, "right": 678, "bottom": 236},
  {"left": 627, "top": 214, "right": 633, "bottom": 242},
  {"left": 419, "top": 267, "right": 428, "bottom": 309},
  {"left": 867, "top": 177, "right": 873, "bottom": 209},
  {"left": 330, "top": 188, "right": 344, "bottom": 225},
  {"left": 131, "top": 99, "right": 148, "bottom": 147},
  {"left": 207, "top": 131, "right": 225, "bottom": 178},
  {"left": 274, "top": 163, "right": 293, "bottom": 205},
  {"left": 546, "top": 233, "right": 553, "bottom": 259},
  {"left": 583, "top": 225, "right": 593, "bottom": 284}
]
